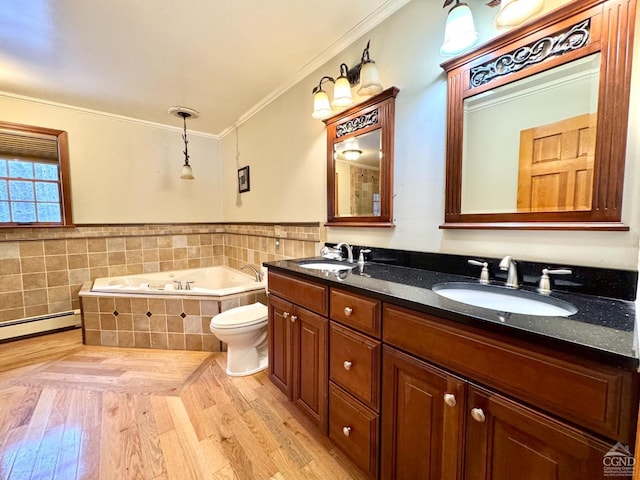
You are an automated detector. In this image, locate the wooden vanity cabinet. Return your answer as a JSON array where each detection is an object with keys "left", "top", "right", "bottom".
[
  {"left": 464, "top": 385, "right": 611, "bottom": 480},
  {"left": 328, "top": 288, "right": 382, "bottom": 479},
  {"left": 267, "top": 269, "right": 637, "bottom": 479},
  {"left": 267, "top": 272, "right": 329, "bottom": 433},
  {"left": 381, "top": 346, "right": 466, "bottom": 480}
]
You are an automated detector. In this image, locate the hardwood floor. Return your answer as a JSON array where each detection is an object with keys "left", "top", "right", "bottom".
[{"left": 0, "top": 329, "right": 366, "bottom": 480}]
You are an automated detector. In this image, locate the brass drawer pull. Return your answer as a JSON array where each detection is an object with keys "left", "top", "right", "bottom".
[
  {"left": 342, "top": 426, "right": 352, "bottom": 437},
  {"left": 343, "top": 361, "right": 353, "bottom": 371},
  {"left": 344, "top": 306, "right": 353, "bottom": 316}
]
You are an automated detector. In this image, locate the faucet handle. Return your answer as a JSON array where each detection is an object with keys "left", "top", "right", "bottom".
[
  {"left": 538, "top": 268, "right": 572, "bottom": 295},
  {"left": 468, "top": 259, "right": 490, "bottom": 284},
  {"left": 185, "top": 281, "right": 195, "bottom": 291}
]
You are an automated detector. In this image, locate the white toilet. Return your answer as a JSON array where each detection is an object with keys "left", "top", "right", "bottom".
[{"left": 210, "top": 302, "right": 269, "bottom": 377}]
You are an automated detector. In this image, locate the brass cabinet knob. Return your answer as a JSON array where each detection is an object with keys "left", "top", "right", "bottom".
[
  {"left": 342, "top": 426, "right": 352, "bottom": 437},
  {"left": 290, "top": 315, "right": 297, "bottom": 323},
  {"left": 343, "top": 361, "right": 353, "bottom": 371},
  {"left": 344, "top": 307, "right": 353, "bottom": 316},
  {"left": 444, "top": 393, "right": 457, "bottom": 407},
  {"left": 471, "top": 408, "right": 486, "bottom": 423},
  {"left": 283, "top": 312, "right": 290, "bottom": 319}
]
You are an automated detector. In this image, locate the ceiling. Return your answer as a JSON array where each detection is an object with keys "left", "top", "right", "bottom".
[{"left": 0, "top": 0, "right": 408, "bottom": 136}]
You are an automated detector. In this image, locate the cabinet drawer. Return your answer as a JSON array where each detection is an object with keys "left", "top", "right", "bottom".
[
  {"left": 330, "top": 288, "right": 381, "bottom": 337},
  {"left": 383, "top": 304, "right": 637, "bottom": 443},
  {"left": 330, "top": 322, "right": 381, "bottom": 411},
  {"left": 329, "top": 382, "right": 379, "bottom": 479},
  {"left": 268, "top": 271, "right": 328, "bottom": 316}
]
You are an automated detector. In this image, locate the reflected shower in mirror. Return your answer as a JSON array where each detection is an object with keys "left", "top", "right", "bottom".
[{"left": 334, "top": 129, "right": 382, "bottom": 217}]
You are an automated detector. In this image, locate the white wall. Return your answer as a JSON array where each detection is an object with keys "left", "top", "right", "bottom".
[
  {"left": 0, "top": 93, "right": 223, "bottom": 224},
  {"left": 220, "top": 0, "right": 640, "bottom": 270}
]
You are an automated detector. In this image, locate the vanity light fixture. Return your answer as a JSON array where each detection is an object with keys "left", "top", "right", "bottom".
[
  {"left": 440, "top": 0, "right": 479, "bottom": 57},
  {"left": 168, "top": 106, "right": 200, "bottom": 180},
  {"left": 493, "top": 0, "right": 544, "bottom": 28},
  {"left": 311, "top": 40, "right": 383, "bottom": 120}
]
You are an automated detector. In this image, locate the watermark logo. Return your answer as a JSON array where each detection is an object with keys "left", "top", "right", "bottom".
[{"left": 603, "top": 442, "right": 635, "bottom": 477}]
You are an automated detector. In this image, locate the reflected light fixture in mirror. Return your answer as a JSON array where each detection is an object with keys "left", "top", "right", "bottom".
[
  {"left": 440, "top": 0, "right": 479, "bottom": 56},
  {"left": 168, "top": 106, "right": 200, "bottom": 180},
  {"left": 311, "top": 40, "right": 383, "bottom": 120},
  {"left": 494, "top": 0, "right": 545, "bottom": 28}
]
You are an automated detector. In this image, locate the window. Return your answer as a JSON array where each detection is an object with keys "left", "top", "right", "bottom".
[{"left": 0, "top": 121, "right": 73, "bottom": 226}]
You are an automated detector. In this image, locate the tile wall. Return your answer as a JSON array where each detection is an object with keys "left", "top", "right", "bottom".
[
  {"left": 80, "top": 286, "right": 268, "bottom": 352},
  {"left": 0, "top": 222, "right": 323, "bottom": 325}
]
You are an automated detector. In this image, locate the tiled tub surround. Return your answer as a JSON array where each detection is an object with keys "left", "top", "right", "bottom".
[
  {"left": 79, "top": 282, "right": 268, "bottom": 351},
  {"left": 0, "top": 222, "right": 322, "bottom": 326}
]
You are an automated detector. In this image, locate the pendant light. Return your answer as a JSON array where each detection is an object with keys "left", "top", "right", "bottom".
[
  {"left": 168, "top": 106, "right": 200, "bottom": 180},
  {"left": 440, "top": 0, "right": 479, "bottom": 57},
  {"left": 494, "top": 0, "right": 544, "bottom": 28}
]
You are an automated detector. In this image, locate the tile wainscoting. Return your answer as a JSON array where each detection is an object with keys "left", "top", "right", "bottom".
[{"left": 0, "top": 223, "right": 323, "bottom": 329}]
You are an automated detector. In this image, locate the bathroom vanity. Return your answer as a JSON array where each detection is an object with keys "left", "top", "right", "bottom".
[{"left": 264, "top": 254, "right": 638, "bottom": 480}]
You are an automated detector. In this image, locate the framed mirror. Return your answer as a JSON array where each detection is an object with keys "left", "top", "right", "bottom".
[
  {"left": 441, "top": 0, "right": 636, "bottom": 230},
  {"left": 324, "top": 87, "right": 399, "bottom": 227}
]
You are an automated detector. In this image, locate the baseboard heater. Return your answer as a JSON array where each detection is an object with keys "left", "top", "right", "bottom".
[{"left": 0, "top": 309, "right": 81, "bottom": 341}]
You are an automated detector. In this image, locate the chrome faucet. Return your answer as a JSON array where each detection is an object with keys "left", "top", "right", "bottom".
[
  {"left": 499, "top": 256, "right": 519, "bottom": 289},
  {"left": 241, "top": 265, "right": 263, "bottom": 282},
  {"left": 336, "top": 242, "right": 354, "bottom": 263}
]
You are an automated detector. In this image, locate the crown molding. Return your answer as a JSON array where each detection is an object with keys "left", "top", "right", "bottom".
[{"left": 0, "top": 90, "right": 220, "bottom": 139}]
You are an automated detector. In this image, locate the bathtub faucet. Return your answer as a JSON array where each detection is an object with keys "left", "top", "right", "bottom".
[
  {"left": 173, "top": 280, "right": 183, "bottom": 290},
  {"left": 241, "top": 265, "right": 263, "bottom": 282}
]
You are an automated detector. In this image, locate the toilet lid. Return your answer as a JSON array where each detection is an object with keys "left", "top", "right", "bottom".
[{"left": 211, "top": 302, "right": 268, "bottom": 328}]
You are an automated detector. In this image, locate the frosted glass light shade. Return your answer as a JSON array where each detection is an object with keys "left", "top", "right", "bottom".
[
  {"left": 357, "top": 61, "right": 383, "bottom": 96},
  {"left": 495, "top": 0, "right": 544, "bottom": 28},
  {"left": 180, "top": 164, "right": 195, "bottom": 180},
  {"left": 343, "top": 149, "right": 362, "bottom": 161},
  {"left": 332, "top": 76, "right": 353, "bottom": 107},
  {"left": 440, "top": 2, "right": 479, "bottom": 57},
  {"left": 312, "top": 89, "right": 333, "bottom": 119}
]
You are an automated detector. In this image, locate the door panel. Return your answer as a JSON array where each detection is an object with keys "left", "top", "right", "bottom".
[
  {"left": 465, "top": 385, "right": 611, "bottom": 480},
  {"left": 518, "top": 113, "right": 596, "bottom": 212},
  {"left": 381, "top": 346, "right": 465, "bottom": 480},
  {"left": 268, "top": 295, "right": 293, "bottom": 398}
]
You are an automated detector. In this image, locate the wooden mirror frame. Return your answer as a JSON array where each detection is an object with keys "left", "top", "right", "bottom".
[
  {"left": 440, "top": 0, "right": 636, "bottom": 230},
  {"left": 324, "top": 87, "right": 399, "bottom": 227}
]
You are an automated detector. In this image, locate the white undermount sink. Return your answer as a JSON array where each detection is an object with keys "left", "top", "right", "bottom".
[
  {"left": 432, "top": 282, "right": 577, "bottom": 317},
  {"left": 298, "top": 262, "right": 354, "bottom": 272}
]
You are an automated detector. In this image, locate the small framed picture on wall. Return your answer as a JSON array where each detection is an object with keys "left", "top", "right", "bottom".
[{"left": 238, "top": 166, "right": 250, "bottom": 193}]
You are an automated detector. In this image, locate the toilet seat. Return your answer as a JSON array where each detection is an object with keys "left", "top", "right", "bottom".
[{"left": 211, "top": 302, "right": 268, "bottom": 329}]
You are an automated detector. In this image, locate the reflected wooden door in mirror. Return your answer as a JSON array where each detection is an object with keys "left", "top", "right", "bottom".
[
  {"left": 325, "top": 87, "right": 399, "bottom": 227},
  {"left": 441, "top": 0, "right": 636, "bottom": 230}
]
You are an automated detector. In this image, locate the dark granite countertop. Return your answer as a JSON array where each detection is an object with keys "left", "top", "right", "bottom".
[{"left": 264, "top": 258, "right": 638, "bottom": 371}]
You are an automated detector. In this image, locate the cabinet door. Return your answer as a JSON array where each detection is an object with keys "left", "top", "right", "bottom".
[
  {"left": 292, "top": 306, "right": 328, "bottom": 433},
  {"left": 465, "top": 385, "right": 612, "bottom": 480},
  {"left": 381, "top": 346, "right": 466, "bottom": 480},
  {"left": 268, "top": 295, "right": 293, "bottom": 398}
]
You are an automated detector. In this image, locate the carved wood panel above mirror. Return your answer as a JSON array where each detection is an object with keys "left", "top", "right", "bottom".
[
  {"left": 440, "top": 0, "right": 636, "bottom": 230},
  {"left": 325, "top": 87, "right": 399, "bottom": 227}
]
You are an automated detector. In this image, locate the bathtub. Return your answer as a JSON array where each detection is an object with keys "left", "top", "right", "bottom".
[{"left": 91, "top": 265, "right": 265, "bottom": 297}]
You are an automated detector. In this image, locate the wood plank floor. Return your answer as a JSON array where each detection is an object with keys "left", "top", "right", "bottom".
[{"left": 0, "top": 329, "right": 366, "bottom": 480}]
